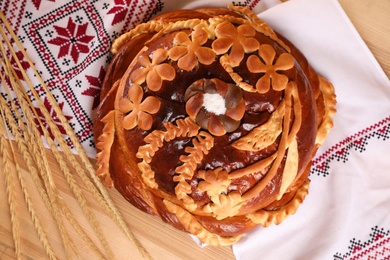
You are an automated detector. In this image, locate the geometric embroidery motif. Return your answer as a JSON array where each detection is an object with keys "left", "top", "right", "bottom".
[
  {"left": 334, "top": 226, "right": 390, "bottom": 260},
  {"left": 1, "top": 0, "right": 168, "bottom": 156},
  {"left": 82, "top": 66, "right": 105, "bottom": 110},
  {"left": 311, "top": 116, "right": 390, "bottom": 177},
  {"left": 232, "top": 0, "right": 263, "bottom": 10},
  {"left": 108, "top": 0, "right": 134, "bottom": 26},
  {"left": 48, "top": 17, "right": 95, "bottom": 64},
  {"left": 34, "top": 97, "right": 73, "bottom": 141},
  {"left": 19, "top": 0, "right": 110, "bottom": 153}
]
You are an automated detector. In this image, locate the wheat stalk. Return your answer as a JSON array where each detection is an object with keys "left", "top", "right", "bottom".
[
  {"left": 0, "top": 97, "right": 57, "bottom": 260},
  {"left": 0, "top": 114, "right": 21, "bottom": 260},
  {"left": 3, "top": 62, "right": 79, "bottom": 258},
  {"left": 0, "top": 9, "right": 151, "bottom": 260},
  {"left": 2, "top": 52, "right": 111, "bottom": 258},
  {"left": 0, "top": 57, "right": 77, "bottom": 258}
]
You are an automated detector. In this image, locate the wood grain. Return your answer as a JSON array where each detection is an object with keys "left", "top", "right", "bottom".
[
  {"left": 1, "top": 0, "right": 389, "bottom": 259},
  {"left": 339, "top": 0, "right": 390, "bottom": 78}
]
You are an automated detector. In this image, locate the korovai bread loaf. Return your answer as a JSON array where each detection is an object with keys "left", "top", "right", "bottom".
[{"left": 93, "top": 5, "right": 336, "bottom": 246}]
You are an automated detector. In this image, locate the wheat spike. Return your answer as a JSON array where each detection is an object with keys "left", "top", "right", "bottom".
[
  {"left": 0, "top": 116, "right": 21, "bottom": 260},
  {"left": 0, "top": 8, "right": 151, "bottom": 259}
]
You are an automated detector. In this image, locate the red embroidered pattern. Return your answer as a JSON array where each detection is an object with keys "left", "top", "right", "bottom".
[
  {"left": 31, "top": 0, "right": 55, "bottom": 11},
  {"left": 34, "top": 97, "right": 73, "bottom": 140},
  {"left": 19, "top": 0, "right": 111, "bottom": 150},
  {"left": 334, "top": 226, "right": 390, "bottom": 260},
  {"left": 107, "top": 0, "right": 132, "bottom": 25},
  {"left": 48, "top": 17, "right": 95, "bottom": 63},
  {"left": 232, "top": 0, "right": 262, "bottom": 10},
  {"left": 0, "top": 0, "right": 165, "bottom": 154},
  {"left": 115, "top": 0, "right": 164, "bottom": 35},
  {"left": 1, "top": 0, "right": 27, "bottom": 33},
  {"left": 82, "top": 66, "right": 105, "bottom": 110},
  {"left": 10, "top": 50, "right": 31, "bottom": 81},
  {"left": 311, "top": 116, "right": 390, "bottom": 177}
]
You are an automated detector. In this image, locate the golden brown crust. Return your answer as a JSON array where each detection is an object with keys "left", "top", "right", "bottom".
[
  {"left": 93, "top": 5, "right": 336, "bottom": 246},
  {"left": 247, "top": 179, "right": 310, "bottom": 227}
]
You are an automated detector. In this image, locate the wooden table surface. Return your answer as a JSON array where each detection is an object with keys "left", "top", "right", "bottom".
[{"left": 1, "top": 0, "right": 389, "bottom": 259}]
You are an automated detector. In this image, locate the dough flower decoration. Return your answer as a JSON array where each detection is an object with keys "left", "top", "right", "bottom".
[
  {"left": 118, "top": 84, "right": 161, "bottom": 130},
  {"left": 247, "top": 44, "right": 295, "bottom": 93},
  {"left": 168, "top": 27, "right": 215, "bottom": 71},
  {"left": 212, "top": 21, "right": 260, "bottom": 67},
  {"left": 130, "top": 48, "right": 176, "bottom": 91},
  {"left": 204, "top": 192, "right": 244, "bottom": 220},
  {"left": 198, "top": 168, "right": 231, "bottom": 197},
  {"left": 184, "top": 78, "right": 245, "bottom": 136}
]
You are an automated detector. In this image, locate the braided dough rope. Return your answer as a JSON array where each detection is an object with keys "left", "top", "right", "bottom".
[{"left": 111, "top": 20, "right": 168, "bottom": 55}]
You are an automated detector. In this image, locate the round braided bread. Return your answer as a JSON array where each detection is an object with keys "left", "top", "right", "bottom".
[{"left": 93, "top": 5, "right": 336, "bottom": 246}]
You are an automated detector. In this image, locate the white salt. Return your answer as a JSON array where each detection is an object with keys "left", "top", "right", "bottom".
[{"left": 203, "top": 93, "right": 226, "bottom": 115}]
